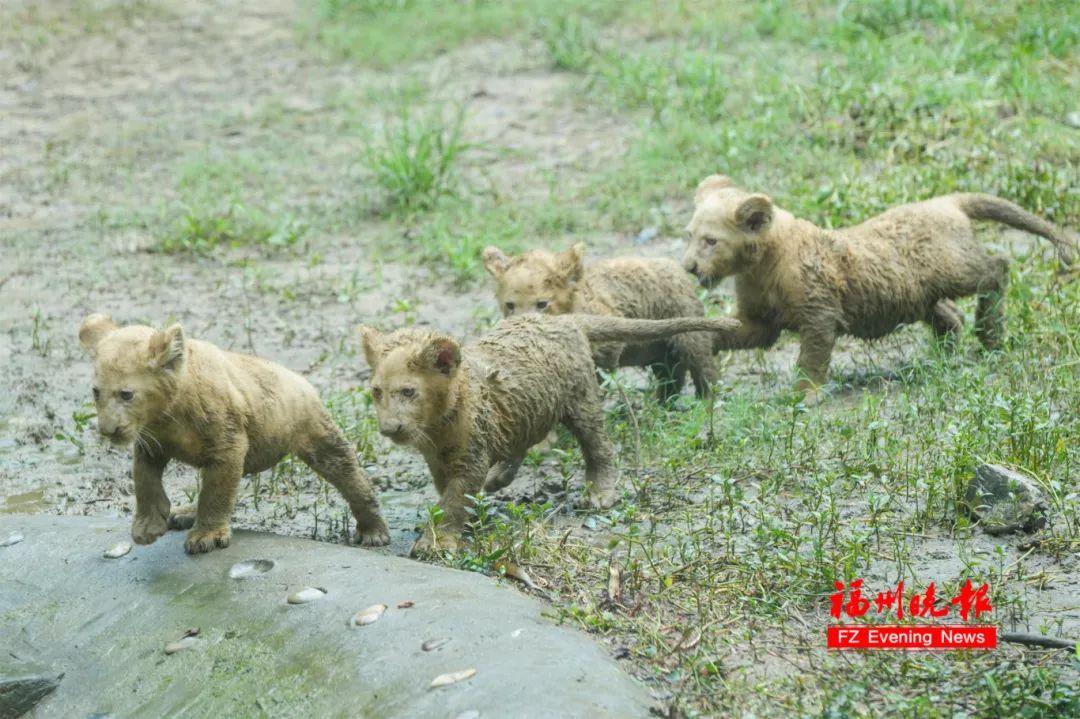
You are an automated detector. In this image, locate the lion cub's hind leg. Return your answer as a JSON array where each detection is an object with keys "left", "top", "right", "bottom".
[
  {"left": 484, "top": 455, "right": 525, "bottom": 494},
  {"left": 927, "top": 299, "right": 965, "bottom": 349},
  {"left": 561, "top": 383, "right": 618, "bottom": 509},
  {"left": 671, "top": 332, "right": 717, "bottom": 398},
  {"left": 974, "top": 256, "right": 1010, "bottom": 351},
  {"left": 167, "top": 504, "right": 197, "bottom": 530},
  {"left": 296, "top": 418, "right": 390, "bottom": 547}
]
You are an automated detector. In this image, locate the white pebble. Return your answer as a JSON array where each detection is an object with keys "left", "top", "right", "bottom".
[
  {"left": 430, "top": 668, "right": 477, "bottom": 689},
  {"left": 103, "top": 542, "right": 131, "bottom": 558},
  {"left": 287, "top": 587, "right": 326, "bottom": 604},
  {"left": 348, "top": 604, "right": 387, "bottom": 627},
  {"left": 1, "top": 531, "right": 23, "bottom": 547},
  {"left": 228, "top": 559, "right": 274, "bottom": 579}
]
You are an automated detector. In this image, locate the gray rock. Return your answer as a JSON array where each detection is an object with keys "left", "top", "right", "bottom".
[
  {"left": 0, "top": 516, "right": 650, "bottom": 718},
  {"left": 962, "top": 464, "right": 1048, "bottom": 535},
  {"left": 1066, "top": 111, "right": 1080, "bottom": 129},
  {"left": 0, "top": 659, "right": 62, "bottom": 719},
  {"left": 633, "top": 226, "right": 659, "bottom": 245}
]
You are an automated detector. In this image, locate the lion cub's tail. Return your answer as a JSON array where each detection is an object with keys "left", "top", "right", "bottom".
[
  {"left": 575, "top": 315, "right": 740, "bottom": 344},
  {"left": 954, "top": 193, "right": 1076, "bottom": 266}
]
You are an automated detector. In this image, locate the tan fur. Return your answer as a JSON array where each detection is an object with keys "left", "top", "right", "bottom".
[
  {"left": 358, "top": 314, "right": 740, "bottom": 555},
  {"left": 79, "top": 314, "right": 388, "bottom": 554},
  {"left": 683, "top": 175, "right": 1077, "bottom": 389},
  {"left": 482, "top": 244, "right": 718, "bottom": 399}
]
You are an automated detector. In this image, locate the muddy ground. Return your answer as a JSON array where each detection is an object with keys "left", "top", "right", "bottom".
[
  {"left": 1, "top": 0, "right": 939, "bottom": 550},
  {"left": 1, "top": 1, "right": 1076, "bottom": 705}
]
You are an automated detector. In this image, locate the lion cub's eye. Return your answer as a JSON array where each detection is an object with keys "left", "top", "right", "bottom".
[
  {"left": 92, "top": 387, "right": 100, "bottom": 400},
  {"left": 536, "top": 300, "right": 549, "bottom": 311},
  {"left": 505, "top": 302, "right": 515, "bottom": 313},
  {"left": 119, "top": 390, "right": 134, "bottom": 401},
  {"left": 400, "top": 387, "right": 416, "bottom": 399},
  {"left": 705, "top": 237, "right": 718, "bottom": 247},
  {"left": 371, "top": 387, "right": 383, "bottom": 401}
]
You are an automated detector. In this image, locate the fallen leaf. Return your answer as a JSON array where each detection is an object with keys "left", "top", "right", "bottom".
[{"left": 495, "top": 560, "right": 537, "bottom": 590}]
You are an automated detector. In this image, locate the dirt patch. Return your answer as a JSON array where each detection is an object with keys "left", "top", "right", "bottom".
[
  {"left": 2, "top": 9, "right": 1076, "bottom": 712},
  {"left": 0, "top": 0, "right": 646, "bottom": 556}
]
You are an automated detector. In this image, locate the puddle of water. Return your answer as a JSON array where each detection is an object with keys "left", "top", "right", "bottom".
[{"left": 1, "top": 489, "right": 50, "bottom": 514}]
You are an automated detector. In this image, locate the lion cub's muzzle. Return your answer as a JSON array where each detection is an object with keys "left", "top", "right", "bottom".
[
  {"left": 378, "top": 421, "right": 408, "bottom": 443},
  {"left": 99, "top": 423, "right": 133, "bottom": 446}
]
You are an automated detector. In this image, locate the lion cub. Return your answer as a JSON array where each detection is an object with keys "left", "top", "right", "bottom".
[
  {"left": 683, "top": 175, "right": 1076, "bottom": 390},
  {"left": 358, "top": 314, "right": 739, "bottom": 555},
  {"left": 79, "top": 314, "right": 389, "bottom": 554},
  {"left": 482, "top": 244, "right": 717, "bottom": 400}
]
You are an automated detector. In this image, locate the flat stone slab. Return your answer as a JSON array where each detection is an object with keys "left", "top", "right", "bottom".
[{"left": 0, "top": 516, "right": 651, "bottom": 718}]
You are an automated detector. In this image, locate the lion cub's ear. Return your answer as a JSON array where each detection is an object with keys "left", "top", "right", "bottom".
[
  {"left": 694, "top": 174, "right": 734, "bottom": 204},
  {"left": 149, "top": 323, "right": 186, "bottom": 371},
  {"left": 734, "top": 194, "right": 773, "bottom": 233},
  {"left": 421, "top": 336, "right": 461, "bottom": 376},
  {"left": 556, "top": 243, "right": 586, "bottom": 284},
  {"left": 482, "top": 246, "right": 511, "bottom": 278},
  {"left": 357, "top": 326, "right": 384, "bottom": 370},
  {"left": 79, "top": 313, "right": 118, "bottom": 357}
]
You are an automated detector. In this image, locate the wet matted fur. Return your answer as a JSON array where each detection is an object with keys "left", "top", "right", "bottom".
[
  {"left": 79, "top": 314, "right": 389, "bottom": 554},
  {"left": 482, "top": 244, "right": 717, "bottom": 400},
  {"left": 358, "top": 313, "right": 740, "bottom": 555},
  {"left": 683, "top": 175, "right": 1076, "bottom": 390}
]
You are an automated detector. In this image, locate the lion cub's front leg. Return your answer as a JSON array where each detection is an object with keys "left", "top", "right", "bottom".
[
  {"left": 185, "top": 454, "right": 243, "bottom": 554},
  {"left": 131, "top": 447, "right": 171, "bottom": 545},
  {"left": 411, "top": 458, "right": 485, "bottom": 557}
]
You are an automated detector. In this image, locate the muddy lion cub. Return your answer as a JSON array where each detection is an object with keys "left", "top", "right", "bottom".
[
  {"left": 79, "top": 314, "right": 389, "bottom": 554},
  {"left": 683, "top": 175, "right": 1076, "bottom": 390},
  {"left": 482, "top": 244, "right": 717, "bottom": 399},
  {"left": 358, "top": 314, "right": 740, "bottom": 555}
]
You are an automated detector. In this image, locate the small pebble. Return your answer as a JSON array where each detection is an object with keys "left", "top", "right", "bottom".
[
  {"left": 228, "top": 559, "right": 274, "bottom": 579},
  {"left": 103, "top": 542, "right": 131, "bottom": 559},
  {"left": 287, "top": 587, "right": 326, "bottom": 604},
  {"left": 164, "top": 636, "right": 198, "bottom": 654},
  {"left": 634, "top": 226, "right": 659, "bottom": 245},
  {"left": 1066, "top": 111, "right": 1080, "bottom": 129},
  {"left": 1, "top": 531, "right": 24, "bottom": 547},
  {"left": 430, "top": 668, "right": 476, "bottom": 689},
  {"left": 348, "top": 604, "right": 387, "bottom": 627},
  {"left": 397, "top": 600, "right": 415, "bottom": 609},
  {"left": 422, "top": 638, "right": 450, "bottom": 652},
  {"left": 455, "top": 712, "right": 480, "bottom": 719}
]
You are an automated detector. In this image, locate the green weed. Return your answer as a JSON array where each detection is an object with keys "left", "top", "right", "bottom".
[{"left": 361, "top": 107, "right": 467, "bottom": 214}]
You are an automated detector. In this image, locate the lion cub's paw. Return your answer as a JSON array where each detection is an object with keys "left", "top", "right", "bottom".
[
  {"left": 131, "top": 510, "right": 169, "bottom": 545},
  {"left": 168, "top": 504, "right": 197, "bottom": 530},
  {"left": 184, "top": 526, "right": 232, "bottom": 554},
  {"left": 410, "top": 531, "right": 464, "bottom": 558},
  {"left": 356, "top": 518, "right": 391, "bottom": 548},
  {"left": 587, "top": 487, "right": 618, "bottom": 510}
]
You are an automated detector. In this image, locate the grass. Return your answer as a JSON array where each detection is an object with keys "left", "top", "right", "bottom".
[
  {"left": 6, "top": 0, "right": 1071, "bottom": 716},
  {"left": 154, "top": 154, "right": 307, "bottom": 255},
  {"left": 454, "top": 258, "right": 1079, "bottom": 716},
  {"left": 303, "top": 0, "right": 631, "bottom": 67},
  {"left": 360, "top": 106, "right": 468, "bottom": 215},
  {"left": 310, "top": 1, "right": 1080, "bottom": 715}
]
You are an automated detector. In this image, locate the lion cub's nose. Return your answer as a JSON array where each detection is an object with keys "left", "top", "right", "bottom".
[
  {"left": 379, "top": 422, "right": 404, "bottom": 438},
  {"left": 684, "top": 259, "right": 698, "bottom": 274}
]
